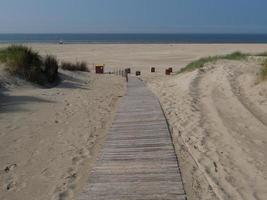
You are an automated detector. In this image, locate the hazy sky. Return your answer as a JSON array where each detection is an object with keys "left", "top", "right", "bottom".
[{"left": 0, "top": 0, "right": 267, "bottom": 33}]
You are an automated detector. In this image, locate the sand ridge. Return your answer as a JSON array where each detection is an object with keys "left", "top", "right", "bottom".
[
  {"left": 144, "top": 60, "right": 267, "bottom": 200},
  {"left": 0, "top": 70, "right": 126, "bottom": 200}
]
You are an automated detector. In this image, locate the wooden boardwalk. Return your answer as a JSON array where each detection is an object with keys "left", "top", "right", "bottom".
[{"left": 79, "top": 77, "right": 186, "bottom": 200}]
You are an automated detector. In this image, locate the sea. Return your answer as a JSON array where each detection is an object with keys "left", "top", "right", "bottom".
[{"left": 1, "top": 34, "right": 267, "bottom": 44}]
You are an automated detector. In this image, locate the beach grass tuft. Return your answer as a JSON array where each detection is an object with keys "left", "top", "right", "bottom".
[
  {"left": 0, "top": 45, "right": 42, "bottom": 72},
  {"left": 255, "top": 52, "right": 267, "bottom": 57},
  {"left": 223, "top": 51, "right": 249, "bottom": 60},
  {"left": 260, "top": 59, "right": 267, "bottom": 81},
  {"left": 43, "top": 55, "right": 59, "bottom": 83},
  {"left": 178, "top": 56, "right": 219, "bottom": 73},
  {"left": 178, "top": 51, "right": 249, "bottom": 73},
  {"left": 0, "top": 45, "right": 59, "bottom": 84},
  {"left": 61, "top": 61, "right": 89, "bottom": 72}
]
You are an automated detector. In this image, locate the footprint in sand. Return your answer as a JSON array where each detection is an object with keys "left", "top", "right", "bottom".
[
  {"left": 2, "top": 164, "right": 18, "bottom": 192},
  {"left": 70, "top": 148, "right": 91, "bottom": 169},
  {"left": 71, "top": 157, "right": 80, "bottom": 165},
  {"left": 5, "top": 179, "right": 17, "bottom": 191},
  {"left": 78, "top": 148, "right": 90, "bottom": 159},
  {"left": 53, "top": 169, "right": 77, "bottom": 200},
  {"left": 4, "top": 164, "right": 17, "bottom": 173}
]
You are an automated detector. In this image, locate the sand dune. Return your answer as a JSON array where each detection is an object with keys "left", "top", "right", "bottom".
[
  {"left": 0, "top": 70, "right": 125, "bottom": 200},
  {"left": 145, "top": 60, "right": 267, "bottom": 200},
  {"left": 1, "top": 44, "right": 267, "bottom": 200}
]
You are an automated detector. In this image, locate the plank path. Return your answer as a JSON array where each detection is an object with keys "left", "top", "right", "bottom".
[{"left": 79, "top": 77, "right": 186, "bottom": 200}]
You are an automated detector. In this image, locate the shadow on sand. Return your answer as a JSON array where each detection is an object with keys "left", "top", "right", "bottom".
[
  {"left": 0, "top": 72, "right": 90, "bottom": 113},
  {"left": 56, "top": 73, "right": 89, "bottom": 90},
  {"left": 0, "top": 93, "right": 54, "bottom": 113}
]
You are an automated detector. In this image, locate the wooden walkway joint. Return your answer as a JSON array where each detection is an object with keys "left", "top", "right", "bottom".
[{"left": 79, "top": 77, "right": 186, "bottom": 200}]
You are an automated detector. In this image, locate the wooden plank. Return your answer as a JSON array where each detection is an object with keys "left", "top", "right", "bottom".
[{"left": 78, "top": 77, "right": 186, "bottom": 200}]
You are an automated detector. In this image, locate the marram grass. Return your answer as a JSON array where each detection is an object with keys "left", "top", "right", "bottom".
[
  {"left": 0, "top": 45, "right": 58, "bottom": 85},
  {"left": 178, "top": 51, "right": 250, "bottom": 73}
]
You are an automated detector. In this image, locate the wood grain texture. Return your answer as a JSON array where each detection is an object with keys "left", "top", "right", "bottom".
[{"left": 78, "top": 77, "right": 186, "bottom": 200}]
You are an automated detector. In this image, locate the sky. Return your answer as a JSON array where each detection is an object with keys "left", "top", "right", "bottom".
[{"left": 0, "top": 0, "right": 267, "bottom": 34}]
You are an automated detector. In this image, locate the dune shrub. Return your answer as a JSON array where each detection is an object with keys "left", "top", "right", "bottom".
[
  {"left": 0, "top": 45, "right": 42, "bottom": 73},
  {"left": 255, "top": 52, "right": 267, "bottom": 57},
  {"left": 0, "top": 45, "right": 45, "bottom": 83},
  {"left": 43, "top": 55, "right": 59, "bottom": 83},
  {"left": 0, "top": 45, "right": 60, "bottom": 85},
  {"left": 61, "top": 61, "right": 89, "bottom": 72}
]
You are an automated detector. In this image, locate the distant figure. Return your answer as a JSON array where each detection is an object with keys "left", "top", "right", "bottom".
[{"left": 125, "top": 68, "right": 131, "bottom": 74}]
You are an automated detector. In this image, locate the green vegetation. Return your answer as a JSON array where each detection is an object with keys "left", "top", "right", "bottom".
[
  {"left": 0, "top": 45, "right": 89, "bottom": 86},
  {"left": 61, "top": 61, "right": 88, "bottom": 72},
  {"left": 0, "top": 45, "right": 42, "bottom": 75},
  {"left": 260, "top": 59, "right": 267, "bottom": 81},
  {"left": 178, "top": 51, "right": 250, "bottom": 73},
  {"left": 43, "top": 55, "right": 59, "bottom": 83},
  {"left": 178, "top": 56, "right": 219, "bottom": 73},
  {"left": 0, "top": 45, "right": 58, "bottom": 85},
  {"left": 255, "top": 52, "right": 267, "bottom": 57},
  {"left": 177, "top": 50, "right": 267, "bottom": 82},
  {"left": 223, "top": 51, "right": 249, "bottom": 60}
]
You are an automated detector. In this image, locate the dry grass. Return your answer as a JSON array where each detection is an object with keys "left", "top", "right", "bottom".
[
  {"left": 255, "top": 52, "right": 267, "bottom": 57},
  {"left": 260, "top": 59, "right": 267, "bottom": 81},
  {"left": 178, "top": 51, "right": 250, "bottom": 73},
  {"left": 0, "top": 45, "right": 59, "bottom": 84},
  {"left": 43, "top": 55, "right": 59, "bottom": 83},
  {"left": 61, "top": 61, "right": 89, "bottom": 72}
]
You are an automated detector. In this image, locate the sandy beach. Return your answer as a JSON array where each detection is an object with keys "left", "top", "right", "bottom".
[
  {"left": 1, "top": 44, "right": 267, "bottom": 200},
  {"left": 26, "top": 43, "right": 267, "bottom": 68},
  {"left": 0, "top": 66, "right": 125, "bottom": 199},
  {"left": 144, "top": 59, "right": 267, "bottom": 200}
]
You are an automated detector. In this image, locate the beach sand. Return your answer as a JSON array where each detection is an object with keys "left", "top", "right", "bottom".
[
  {"left": 1, "top": 44, "right": 267, "bottom": 200},
  {"left": 144, "top": 59, "right": 267, "bottom": 200},
  {"left": 0, "top": 68, "right": 125, "bottom": 200},
  {"left": 28, "top": 43, "right": 267, "bottom": 70}
]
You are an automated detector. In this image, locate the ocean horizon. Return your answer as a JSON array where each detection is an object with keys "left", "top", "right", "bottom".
[{"left": 1, "top": 33, "right": 267, "bottom": 44}]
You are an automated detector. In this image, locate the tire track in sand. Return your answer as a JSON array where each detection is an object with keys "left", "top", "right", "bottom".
[
  {"left": 188, "top": 67, "right": 233, "bottom": 200},
  {"left": 188, "top": 62, "right": 267, "bottom": 200},
  {"left": 225, "top": 65, "right": 267, "bottom": 127}
]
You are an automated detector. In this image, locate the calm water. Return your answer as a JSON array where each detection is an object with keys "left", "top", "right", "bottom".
[{"left": 1, "top": 34, "right": 267, "bottom": 44}]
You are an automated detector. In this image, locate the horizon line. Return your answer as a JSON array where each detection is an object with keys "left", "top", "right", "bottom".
[{"left": 1, "top": 32, "right": 267, "bottom": 35}]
